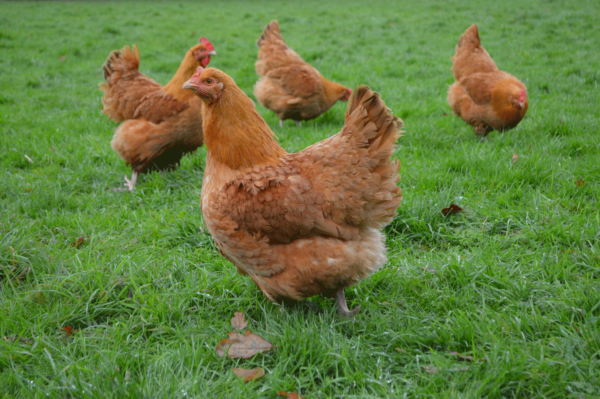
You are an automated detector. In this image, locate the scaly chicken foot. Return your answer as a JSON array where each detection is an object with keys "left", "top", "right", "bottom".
[
  {"left": 279, "top": 119, "right": 284, "bottom": 128},
  {"left": 295, "top": 120, "right": 301, "bottom": 127},
  {"left": 124, "top": 171, "right": 138, "bottom": 192},
  {"left": 473, "top": 125, "right": 489, "bottom": 142},
  {"left": 335, "top": 289, "right": 360, "bottom": 318}
]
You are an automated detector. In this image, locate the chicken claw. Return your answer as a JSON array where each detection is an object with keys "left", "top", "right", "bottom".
[
  {"left": 123, "top": 171, "right": 138, "bottom": 192},
  {"left": 335, "top": 289, "right": 360, "bottom": 318}
]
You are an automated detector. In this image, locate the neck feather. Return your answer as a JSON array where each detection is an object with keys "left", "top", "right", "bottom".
[
  {"left": 321, "top": 76, "right": 345, "bottom": 106},
  {"left": 202, "top": 86, "right": 287, "bottom": 170},
  {"left": 163, "top": 51, "right": 198, "bottom": 101}
]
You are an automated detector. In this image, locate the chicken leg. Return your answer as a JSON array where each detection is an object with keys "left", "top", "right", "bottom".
[
  {"left": 124, "top": 171, "right": 138, "bottom": 192},
  {"left": 279, "top": 120, "right": 284, "bottom": 128},
  {"left": 335, "top": 289, "right": 360, "bottom": 318}
]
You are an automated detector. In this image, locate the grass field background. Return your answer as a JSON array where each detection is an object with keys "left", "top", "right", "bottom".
[{"left": 1, "top": 0, "right": 599, "bottom": 397}]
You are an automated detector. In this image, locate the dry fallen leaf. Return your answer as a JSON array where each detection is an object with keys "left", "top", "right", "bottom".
[
  {"left": 63, "top": 326, "right": 75, "bottom": 336},
  {"left": 394, "top": 347, "right": 407, "bottom": 353},
  {"left": 423, "top": 365, "right": 439, "bottom": 374},
  {"left": 231, "top": 311, "right": 248, "bottom": 330},
  {"left": 71, "top": 237, "right": 86, "bottom": 248},
  {"left": 441, "top": 204, "right": 464, "bottom": 217},
  {"left": 278, "top": 392, "right": 305, "bottom": 399},
  {"left": 576, "top": 179, "right": 584, "bottom": 187},
  {"left": 512, "top": 153, "right": 519, "bottom": 164},
  {"left": 232, "top": 367, "right": 264, "bottom": 382},
  {"left": 448, "top": 351, "right": 487, "bottom": 362},
  {"left": 216, "top": 330, "right": 273, "bottom": 359},
  {"left": 425, "top": 268, "right": 438, "bottom": 275},
  {"left": 60, "top": 55, "right": 66, "bottom": 61}
]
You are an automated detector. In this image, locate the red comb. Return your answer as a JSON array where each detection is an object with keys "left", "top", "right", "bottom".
[
  {"left": 199, "top": 37, "right": 214, "bottom": 51},
  {"left": 193, "top": 66, "right": 204, "bottom": 78}
]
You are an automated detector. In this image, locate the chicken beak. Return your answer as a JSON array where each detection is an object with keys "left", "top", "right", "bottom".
[
  {"left": 208, "top": 50, "right": 217, "bottom": 56},
  {"left": 182, "top": 78, "right": 198, "bottom": 91}
]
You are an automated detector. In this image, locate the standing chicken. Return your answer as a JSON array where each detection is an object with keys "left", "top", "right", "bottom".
[
  {"left": 100, "top": 38, "right": 216, "bottom": 191},
  {"left": 183, "top": 67, "right": 402, "bottom": 317},
  {"left": 254, "top": 21, "right": 352, "bottom": 127},
  {"left": 448, "top": 24, "right": 528, "bottom": 138}
]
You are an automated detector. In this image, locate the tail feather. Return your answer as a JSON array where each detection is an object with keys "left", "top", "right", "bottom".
[
  {"left": 345, "top": 85, "right": 404, "bottom": 154},
  {"left": 451, "top": 24, "right": 498, "bottom": 80},
  {"left": 255, "top": 20, "right": 305, "bottom": 76},
  {"left": 344, "top": 85, "right": 403, "bottom": 228},
  {"left": 456, "top": 24, "right": 481, "bottom": 51},
  {"left": 100, "top": 44, "right": 159, "bottom": 122},
  {"left": 102, "top": 44, "right": 140, "bottom": 85},
  {"left": 256, "top": 20, "right": 283, "bottom": 49}
]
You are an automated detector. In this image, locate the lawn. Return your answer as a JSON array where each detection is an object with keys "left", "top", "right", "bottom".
[{"left": 1, "top": 0, "right": 599, "bottom": 397}]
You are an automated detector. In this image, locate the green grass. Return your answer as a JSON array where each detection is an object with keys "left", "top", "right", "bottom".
[{"left": 1, "top": 0, "right": 599, "bottom": 397}]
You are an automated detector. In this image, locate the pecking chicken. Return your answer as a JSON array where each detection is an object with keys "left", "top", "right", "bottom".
[
  {"left": 100, "top": 37, "right": 216, "bottom": 191},
  {"left": 448, "top": 24, "right": 528, "bottom": 138},
  {"left": 254, "top": 20, "right": 352, "bottom": 127},
  {"left": 183, "top": 67, "right": 402, "bottom": 317}
]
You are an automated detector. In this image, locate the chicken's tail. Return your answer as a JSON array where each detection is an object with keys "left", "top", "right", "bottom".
[
  {"left": 456, "top": 24, "right": 481, "bottom": 51},
  {"left": 102, "top": 44, "right": 140, "bottom": 84},
  {"left": 256, "top": 20, "right": 283, "bottom": 49},
  {"left": 99, "top": 45, "right": 148, "bottom": 122},
  {"left": 451, "top": 24, "right": 498, "bottom": 80},
  {"left": 343, "top": 85, "right": 403, "bottom": 229},
  {"left": 255, "top": 20, "right": 304, "bottom": 76}
]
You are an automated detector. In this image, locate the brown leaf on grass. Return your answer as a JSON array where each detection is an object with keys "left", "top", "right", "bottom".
[
  {"left": 423, "top": 365, "right": 439, "bottom": 374},
  {"left": 441, "top": 204, "right": 464, "bottom": 217},
  {"left": 60, "top": 55, "right": 66, "bottom": 61},
  {"left": 576, "top": 179, "right": 584, "bottom": 187},
  {"left": 3, "top": 335, "right": 34, "bottom": 345},
  {"left": 278, "top": 392, "right": 305, "bottom": 399},
  {"left": 394, "top": 347, "right": 407, "bottom": 353},
  {"left": 512, "top": 153, "right": 519, "bottom": 164},
  {"left": 216, "top": 330, "right": 273, "bottom": 359},
  {"left": 63, "top": 326, "right": 80, "bottom": 336},
  {"left": 232, "top": 367, "right": 264, "bottom": 382},
  {"left": 448, "top": 351, "right": 487, "bottom": 362},
  {"left": 231, "top": 311, "right": 248, "bottom": 330},
  {"left": 71, "top": 237, "right": 85, "bottom": 248},
  {"left": 425, "top": 268, "right": 438, "bottom": 275}
]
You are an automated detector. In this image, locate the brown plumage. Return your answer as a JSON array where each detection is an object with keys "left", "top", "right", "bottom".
[
  {"left": 183, "top": 67, "right": 402, "bottom": 317},
  {"left": 99, "top": 38, "right": 216, "bottom": 191},
  {"left": 448, "top": 24, "right": 528, "bottom": 138},
  {"left": 254, "top": 20, "right": 352, "bottom": 126}
]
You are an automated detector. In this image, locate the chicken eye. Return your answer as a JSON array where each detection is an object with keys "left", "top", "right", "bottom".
[{"left": 206, "top": 79, "right": 213, "bottom": 84}]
